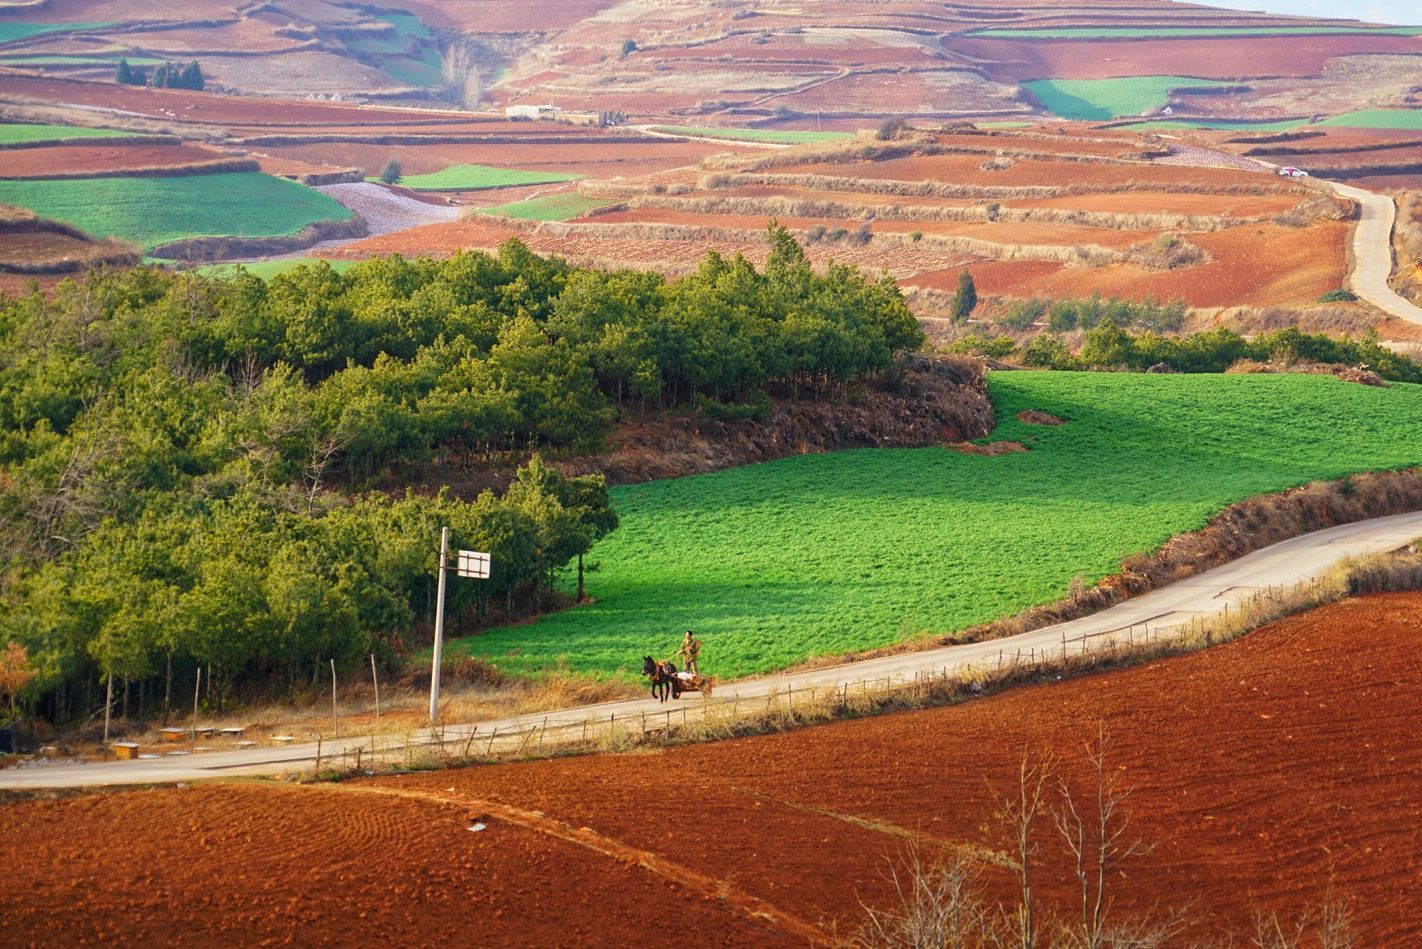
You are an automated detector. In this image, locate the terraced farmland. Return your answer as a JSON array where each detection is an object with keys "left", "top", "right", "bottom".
[{"left": 449, "top": 372, "right": 1422, "bottom": 680}]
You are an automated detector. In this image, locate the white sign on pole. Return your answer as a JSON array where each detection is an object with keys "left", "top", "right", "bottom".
[{"left": 456, "top": 549, "right": 491, "bottom": 579}]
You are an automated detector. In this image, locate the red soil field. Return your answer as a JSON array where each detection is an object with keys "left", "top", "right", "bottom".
[
  {"left": 1, "top": 783, "right": 793, "bottom": 946},
  {"left": 918, "top": 219, "right": 1347, "bottom": 306},
  {"left": 261, "top": 137, "right": 752, "bottom": 178},
  {"left": 785, "top": 151, "right": 1278, "bottom": 190},
  {"left": 5, "top": 594, "right": 1421, "bottom": 945},
  {"left": 0, "top": 143, "right": 228, "bottom": 177},
  {"left": 1014, "top": 190, "right": 1302, "bottom": 217},
  {"left": 952, "top": 34, "right": 1422, "bottom": 81}
]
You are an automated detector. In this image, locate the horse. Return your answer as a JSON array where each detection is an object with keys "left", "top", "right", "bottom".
[{"left": 641, "top": 656, "right": 680, "bottom": 703}]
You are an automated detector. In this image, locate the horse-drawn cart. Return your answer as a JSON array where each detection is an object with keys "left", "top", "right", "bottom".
[
  {"left": 642, "top": 656, "right": 716, "bottom": 701},
  {"left": 670, "top": 671, "right": 715, "bottom": 698}
]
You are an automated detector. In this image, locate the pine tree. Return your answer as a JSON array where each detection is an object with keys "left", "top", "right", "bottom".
[
  {"left": 179, "top": 61, "right": 203, "bottom": 91},
  {"left": 951, "top": 269, "right": 978, "bottom": 323},
  {"left": 379, "top": 158, "right": 402, "bottom": 185},
  {"left": 114, "top": 58, "right": 132, "bottom": 85}
]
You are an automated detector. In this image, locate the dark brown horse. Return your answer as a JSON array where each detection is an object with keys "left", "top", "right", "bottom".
[{"left": 642, "top": 656, "right": 680, "bottom": 702}]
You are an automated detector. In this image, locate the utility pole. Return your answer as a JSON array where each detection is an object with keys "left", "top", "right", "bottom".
[
  {"left": 429, "top": 526, "right": 450, "bottom": 725},
  {"left": 428, "top": 528, "right": 491, "bottom": 727}
]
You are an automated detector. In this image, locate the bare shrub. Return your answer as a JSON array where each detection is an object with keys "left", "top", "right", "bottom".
[
  {"left": 1124, "top": 233, "right": 1209, "bottom": 270},
  {"left": 853, "top": 849, "right": 995, "bottom": 948},
  {"left": 1274, "top": 194, "right": 1350, "bottom": 228}
]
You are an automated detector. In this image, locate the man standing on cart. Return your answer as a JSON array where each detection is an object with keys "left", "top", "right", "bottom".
[{"left": 675, "top": 630, "right": 703, "bottom": 675}]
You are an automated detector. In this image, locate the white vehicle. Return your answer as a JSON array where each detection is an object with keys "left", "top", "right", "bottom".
[{"left": 1277, "top": 166, "right": 1309, "bottom": 178}]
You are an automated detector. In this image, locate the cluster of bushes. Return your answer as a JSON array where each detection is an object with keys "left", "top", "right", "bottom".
[
  {"left": 0, "top": 229, "right": 921, "bottom": 718},
  {"left": 115, "top": 59, "right": 204, "bottom": 90},
  {"left": 993, "top": 293, "right": 1187, "bottom": 332},
  {"left": 951, "top": 321, "right": 1421, "bottom": 382},
  {"left": 6, "top": 459, "right": 615, "bottom": 716}
]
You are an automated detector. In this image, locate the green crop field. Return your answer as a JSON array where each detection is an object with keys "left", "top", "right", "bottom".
[
  {"left": 1025, "top": 77, "right": 1234, "bottom": 121},
  {"left": 652, "top": 125, "right": 853, "bottom": 144},
  {"left": 0, "top": 123, "right": 138, "bottom": 144},
  {"left": 1126, "top": 109, "right": 1422, "bottom": 133},
  {"left": 0, "top": 21, "right": 114, "bottom": 44},
  {"left": 447, "top": 372, "right": 1422, "bottom": 681},
  {"left": 0, "top": 172, "right": 352, "bottom": 251},
  {"left": 475, "top": 193, "right": 612, "bottom": 221},
  {"left": 969, "top": 26, "right": 1422, "bottom": 39},
  {"left": 195, "top": 258, "right": 357, "bottom": 280},
  {"left": 380, "top": 163, "right": 579, "bottom": 191}
]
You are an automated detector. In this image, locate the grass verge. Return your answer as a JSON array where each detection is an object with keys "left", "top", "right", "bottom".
[{"left": 0, "top": 123, "right": 137, "bottom": 145}]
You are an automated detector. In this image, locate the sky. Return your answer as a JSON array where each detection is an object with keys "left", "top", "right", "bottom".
[{"left": 1189, "top": 0, "right": 1421, "bottom": 25}]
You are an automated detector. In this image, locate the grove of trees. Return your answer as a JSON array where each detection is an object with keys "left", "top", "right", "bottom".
[{"left": 0, "top": 228, "right": 924, "bottom": 721}]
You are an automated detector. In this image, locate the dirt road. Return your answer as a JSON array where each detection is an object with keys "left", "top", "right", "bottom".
[
  {"left": 1323, "top": 180, "right": 1422, "bottom": 328},
  {"left": 5, "top": 509, "right": 1421, "bottom": 789}
]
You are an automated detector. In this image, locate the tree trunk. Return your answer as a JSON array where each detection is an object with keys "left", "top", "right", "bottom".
[
  {"left": 163, "top": 653, "right": 173, "bottom": 723},
  {"left": 102, "top": 676, "right": 113, "bottom": 744},
  {"left": 577, "top": 553, "right": 586, "bottom": 602}
]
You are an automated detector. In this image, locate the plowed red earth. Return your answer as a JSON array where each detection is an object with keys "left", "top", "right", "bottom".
[
  {"left": 0, "top": 143, "right": 228, "bottom": 177},
  {"left": 913, "top": 220, "right": 1346, "bottom": 306},
  {"left": 5, "top": 595, "right": 1422, "bottom": 945}
]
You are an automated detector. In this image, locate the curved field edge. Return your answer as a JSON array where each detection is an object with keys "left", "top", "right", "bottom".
[
  {"left": 0, "top": 173, "right": 352, "bottom": 251},
  {"left": 446, "top": 372, "right": 1422, "bottom": 681}
]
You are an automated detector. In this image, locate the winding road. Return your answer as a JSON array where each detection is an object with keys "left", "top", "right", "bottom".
[
  {"left": 7, "top": 510, "right": 1421, "bottom": 790},
  {"left": 1322, "top": 181, "right": 1422, "bottom": 328}
]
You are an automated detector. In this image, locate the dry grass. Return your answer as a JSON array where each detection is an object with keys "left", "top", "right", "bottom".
[
  {"left": 628, "top": 193, "right": 1250, "bottom": 232},
  {"left": 1217, "top": 304, "right": 1382, "bottom": 335}
]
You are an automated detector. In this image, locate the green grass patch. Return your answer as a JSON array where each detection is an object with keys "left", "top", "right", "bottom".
[
  {"left": 1317, "top": 109, "right": 1422, "bottom": 130},
  {"left": 0, "top": 122, "right": 138, "bottom": 144},
  {"left": 1025, "top": 76, "right": 1234, "bottom": 121},
  {"left": 0, "top": 172, "right": 352, "bottom": 251},
  {"left": 0, "top": 21, "right": 114, "bottom": 44},
  {"left": 1125, "top": 109, "right": 1422, "bottom": 133},
  {"left": 475, "top": 192, "right": 613, "bottom": 222},
  {"left": 378, "top": 163, "right": 579, "bottom": 192},
  {"left": 970, "top": 26, "right": 1422, "bottom": 39},
  {"left": 651, "top": 125, "right": 853, "bottom": 144},
  {"left": 447, "top": 372, "right": 1422, "bottom": 681},
  {"left": 194, "top": 258, "right": 357, "bottom": 280}
]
